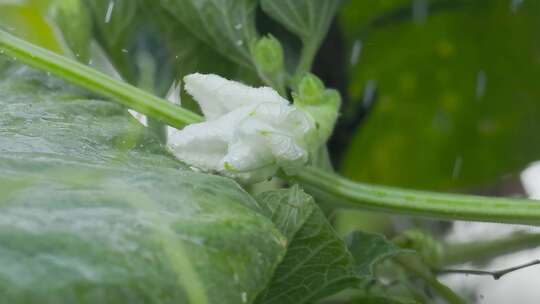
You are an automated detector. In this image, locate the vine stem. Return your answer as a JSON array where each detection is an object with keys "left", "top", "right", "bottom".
[
  {"left": 0, "top": 29, "right": 202, "bottom": 128},
  {"left": 295, "top": 167, "right": 540, "bottom": 225},
  {"left": 2, "top": 28, "right": 540, "bottom": 226},
  {"left": 443, "top": 233, "right": 540, "bottom": 265}
]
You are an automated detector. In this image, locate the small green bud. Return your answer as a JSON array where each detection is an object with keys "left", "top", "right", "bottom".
[
  {"left": 251, "top": 35, "right": 284, "bottom": 75},
  {"left": 293, "top": 74, "right": 341, "bottom": 147},
  {"left": 295, "top": 73, "right": 326, "bottom": 105}
]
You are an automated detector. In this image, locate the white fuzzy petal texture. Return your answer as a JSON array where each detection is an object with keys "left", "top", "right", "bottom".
[
  {"left": 184, "top": 73, "right": 288, "bottom": 120},
  {"left": 169, "top": 73, "right": 316, "bottom": 184}
]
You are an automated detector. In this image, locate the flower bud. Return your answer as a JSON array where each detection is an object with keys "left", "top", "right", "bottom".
[
  {"left": 251, "top": 35, "right": 284, "bottom": 75},
  {"left": 293, "top": 74, "right": 341, "bottom": 145},
  {"left": 294, "top": 73, "right": 326, "bottom": 105}
]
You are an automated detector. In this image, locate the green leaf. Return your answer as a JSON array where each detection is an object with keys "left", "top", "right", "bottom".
[
  {"left": 0, "top": 66, "right": 287, "bottom": 304},
  {"left": 0, "top": 1, "right": 65, "bottom": 53},
  {"left": 138, "top": 2, "right": 259, "bottom": 107},
  {"left": 342, "top": 232, "right": 418, "bottom": 304},
  {"left": 0, "top": 1, "right": 92, "bottom": 62},
  {"left": 347, "top": 295, "right": 419, "bottom": 304},
  {"left": 260, "top": 0, "right": 341, "bottom": 72},
  {"left": 339, "top": 0, "right": 411, "bottom": 35},
  {"left": 253, "top": 188, "right": 412, "bottom": 304},
  {"left": 340, "top": 0, "right": 540, "bottom": 190},
  {"left": 83, "top": 0, "right": 140, "bottom": 83},
  {"left": 254, "top": 186, "right": 359, "bottom": 304},
  {"left": 82, "top": 0, "right": 258, "bottom": 107},
  {"left": 156, "top": 0, "right": 259, "bottom": 69},
  {"left": 50, "top": 0, "right": 92, "bottom": 62},
  {"left": 345, "top": 231, "right": 410, "bottom": 278},
  {"left": 261, "top": 0, "right": 340, "bottom": 43}
]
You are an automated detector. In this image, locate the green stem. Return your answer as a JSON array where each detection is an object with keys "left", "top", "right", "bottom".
[
  {"left": 295, "top": 167, "right": 540, "bottom": 225},
  {"left": 0, "top": 29, "right": 202, "bottom": 128},
  {"left": 443, "top": 233, "right": 540, "bottom": 265},
  {"left": 3, "top": 28, "right": 540, "bottom": 226},
  {"left": 295, "top": 40, "right": 318, "bottom": 77}
]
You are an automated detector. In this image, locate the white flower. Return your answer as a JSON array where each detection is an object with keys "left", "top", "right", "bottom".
[{"left": 168, "top": 73, "right": 316, "bottom": 184}]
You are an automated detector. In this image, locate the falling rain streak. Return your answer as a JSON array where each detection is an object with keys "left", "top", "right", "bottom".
[
  {"left": 452, "top": 156, "right": 463, "bottom": 179},
  {"left": 362, "top": 80, "right": 377, "bottom": 109},
  {"left": 105, "top": 1, "right": 115, "bottom": 24},
  {"left": 511, "top": 0, "right": 524, "bottom": 13},
  {"left": 412, "top": 0, "right": 429, "bottom": 24},
  {"left": 476, "top": 70, "right": 487, "bottom": 100},
  {"left": 350, "top": 40, "right": 362, "bottom": 66}
]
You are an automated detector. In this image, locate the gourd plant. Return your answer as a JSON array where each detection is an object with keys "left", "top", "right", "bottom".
[{"left": 1, "top": 0, "right": 540, "bottom": 303}]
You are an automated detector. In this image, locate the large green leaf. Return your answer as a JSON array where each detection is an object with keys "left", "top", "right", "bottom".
[
  {"left": 0, "top": 66, "right": 287, "bottom": 304},
  {"left": 339, "top": 0, "right": 414, "bottom": 34},
  {"left": 254, "top": 186, "right": 358, "bottom": 304},
  {"left": 0, "top": 1, "right": 65, "bottom": 53},
  {"left": 81, "top": 0, "right": 258, "bottom": 109},
  {"left": 83, "top": 0, "right": 141, "bottom": 83},
  {"left": 260, "top": 0, "right": 341, "bottom": 49},
  {"left": 50, "top": 0, "right": 92, "bottom": 62},
  {"left": 156, "top": 0, "right": 258, "bottom": 69},
  {"left": 0, "top": 0, "right": 90, "bottom": 61},
  {"left": 253, "top": 187, "right": 413, "bottom": 304},
  {"left": 340, "top": 0, "right": 540, "bottom": 190},
  {"left": 138, "top": 1, "right": 259, "bottom": 108}
]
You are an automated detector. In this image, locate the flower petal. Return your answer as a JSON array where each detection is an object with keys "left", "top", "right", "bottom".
[
  {"left": 184, "top": 73, "right": 288, "bottom": 120},
  {"left": 220, "top": 139, "right": 278, "bottom": 183},
  {"left": 235, "top": 103, "right": 312, "bottom": 174},
  {"left": 167, "top": 120, "right": 231, "bottom": 171}
]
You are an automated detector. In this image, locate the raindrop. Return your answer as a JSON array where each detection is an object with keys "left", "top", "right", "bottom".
[
  {"left": 412, "top": 0, "right": 428, "bottom": 24},
  {"left": 241, "top": 292, "right": 248, "bottom": 303},
  {"left": 476, "top": 70, "right": 487, "bottom": 100},
  {"left": 350, "top": 40, "right": 362, "bottom": 66},
  {"left": 236, "top": 40, "right": 244, "bottom": 46},
  {"left": 105, "top": 1, "right": 115, "bottom": 24},
  {"left": 235, "top": 23, "right": 243, "bottom": 30},
  {"left": 121, "top": 48, "right": 129, "bottom": 53},
  {"left": 452, "top": 156, "right": 463, "bottom": 179}
]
